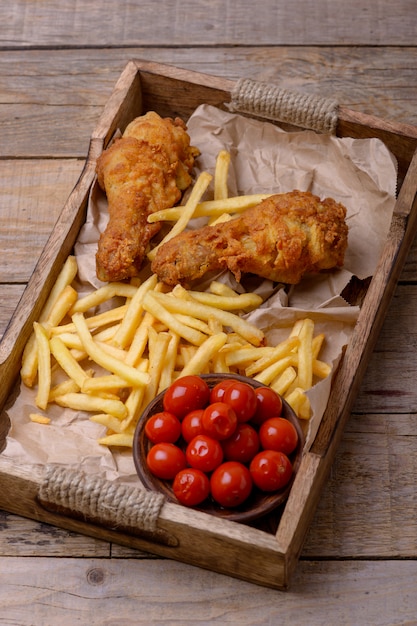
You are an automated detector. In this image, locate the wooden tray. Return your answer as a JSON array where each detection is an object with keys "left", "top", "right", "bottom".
[{"left": 1, "top": 59, "right": 417, "bottom": 590}]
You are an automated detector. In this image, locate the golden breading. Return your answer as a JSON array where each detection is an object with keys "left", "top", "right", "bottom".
[
  {"left": 151, "top": 190, "right": 348, "bottom": 286},
  {"left": 95, "top": 112, "right": 199, "bottom": 283}
]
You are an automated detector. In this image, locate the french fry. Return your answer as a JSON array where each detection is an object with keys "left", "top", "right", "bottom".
[
  {"left": 71, "top": 312, "right": 149, "bottom": 387},
  {"left": 81, "top": 375, "right": 131, "bottom": 394},
  {"left": 45, "top": 285, "right": 78, "bottom": 326},
  {"left": 69, "top": 282, "right": 138, "bottom": 314},
  {"left": 147, "top": 194, "right": 271, "bottom": 223},
  {"left": 125, "top": 311, "right": 155, "bottom": 367},
  {"left": 245, "top": 337, "right": 300, "bottom": 376},
  {"left": 112, "top": 273, "right": 158, "bottom": 348},
  {"left": 271, "top": 366, "right": 298, "bottom": 396},
  {"left": 157, "top": 332, "right": 180, "bottom": 394},
  {"left": 253, "top": 355, "right": 294, "bottom": 386},
  {"left": 214, "top": 149, "right": 231, "bottom": 201},
  {"left": 120, "top": 360, "right": 149, "bottom": 431},
  {"left": 29, "top": 413, "right": 51, "bottom": 425},
  {"left": 90, "top": 413, "right": 125, "bottom": 433},
  {"left": 49, "top": 379, "right": 81, "bottom": 401},
  {"left": 174, "top": 313, "right": 212, "bottom": 335},
  {"left": 184, "top": 289, "right": 262, "bottom": 312},
  {"left": 225, "top": 345, "right": 274, "bottom": 368},
  {"left": 122, "top": 386, "right": 147, "bottom": 431},
  {"left": 49, "top": 335, "right": 92, "bottom": 389},
  {"left": 209, "top": 281, "right": 240, "bottom": 298},
  {"left": 285, "top": 387, "right": 311, "bottom": 420},
  {"left": 151, "top": 289, "right": 265, "bottom": 346},
  {"left": 208, "top": 213, "right": 232, "bottom": 226},
  {"left": 312, "top": 333, "right": 325, "bottom": 359},
  {"left": 54, "top": 392, "right": 128, "bottom": 419},
  {"left": 33, "top": 322, "right": 51, "bottom": 410},
  {"left": 180, "top": 332, "right": 228, "bottom": 377},
  {"left": 21, "top": 256, "right": 78, "bottom": 387},
  {"left": 147, "top": 171, "right": 212, "bottom": 261},
  {"left": 297, "top": 318, "right": 315, "bottom": 390},
  {"left": 140, "top": 327, "right": 171, "bottom": 409},
  {"left": 51, "top": 304, "right": 128, "bottom": 335},
  {"left": 98, "top": 432, "right": 134, "bottom": 448},
  {"left": 313, "top": 359, "right": 332, "bottom": 379},
  {"left": 42, "top": 256, "right": 79, "bottom": 320},
  {"left": 142, "top": 292, "right": 208, "bottom": 346}
]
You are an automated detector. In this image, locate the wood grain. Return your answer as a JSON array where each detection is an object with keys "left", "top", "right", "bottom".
[
  {"left": 1, "top": 0, "right": 417, "bottom": 615},
  {"left": 3, "top": 0, "right": 416, "bottom": 46},
  {"left": 1, "top": 47, "right": 416, "bottom": 159},
  {"left": 2, "top": 557, "right": 417, "bottom": 624},
  {"left": 0, "top": 160, "right": 84, "bottom": 283}
]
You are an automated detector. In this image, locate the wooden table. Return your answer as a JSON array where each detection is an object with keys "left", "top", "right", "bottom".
[{"left": 1, "top": 1, "right": 417, "bottom": 622}]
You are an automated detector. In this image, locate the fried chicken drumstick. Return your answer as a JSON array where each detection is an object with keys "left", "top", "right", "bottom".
[
  {"left": 151, "top": 190, "right": 348, "bottom": 287},
  {"left": 95, "top": 111, "right": 199, "bottom": 282}
]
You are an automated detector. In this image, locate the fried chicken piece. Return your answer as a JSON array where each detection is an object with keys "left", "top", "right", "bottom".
[
  {"left": 151, "top": 190, "right": 348, "bottom": 287},
  {"left": 95, "top": 112, "right": 199, "bottom": 282}
]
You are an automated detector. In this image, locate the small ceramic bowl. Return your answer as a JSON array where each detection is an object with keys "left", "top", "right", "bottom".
[{"left": 133, "top": 373, "right": 304, "bottom": 523}]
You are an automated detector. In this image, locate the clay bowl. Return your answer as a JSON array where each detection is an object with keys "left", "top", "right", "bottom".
[{"left": 133, "top": 373, "right": 304, "bottom": 523}]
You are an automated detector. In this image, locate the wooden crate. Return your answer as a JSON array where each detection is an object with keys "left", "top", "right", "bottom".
[{"left": 1, "top": 59, "right": 417, "bottom": 590}]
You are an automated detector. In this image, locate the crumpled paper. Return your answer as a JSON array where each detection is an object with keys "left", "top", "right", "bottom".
[{"left": 2, "top": 104, "right": 398, "bottom": 481}]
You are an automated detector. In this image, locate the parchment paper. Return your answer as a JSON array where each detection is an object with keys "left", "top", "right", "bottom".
[{"left": 2, "top": 104, "right": 398, "bottom": 482}]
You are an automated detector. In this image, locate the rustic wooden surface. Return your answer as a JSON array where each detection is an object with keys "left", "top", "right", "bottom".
[{"left": 1, "top": 1, "right": 417, "bottom": 623}]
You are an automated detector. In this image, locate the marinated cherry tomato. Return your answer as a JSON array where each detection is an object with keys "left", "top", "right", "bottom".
[
  {"left": 144, "top": 411, "right": 181, "bottom": 444},
  {"left": 259, "top": 417, "right": 298, "bottom": 455},
  {"left": 250, "top": 450, "right": 293, "bottom": 492},
  {"left": 181, "top": 409, "right": 205, "bottom": 443},
  {"left": 222, "top": 381, "right": 257, "bottom": 422},
  {"left": 146, "top": 442, "right": 187, "bottom": 480},
  {"left": 186, "top": 434, "right": 223, "bottom": 472},
  {"left": 222, "top": 423, "right": 260, "bottom": 463},
  {"left": 210, "top": 461, "right": 253, "bottom": 508},
  {"left": 202, "top": 402, "right": 238, "bottom": 440},
  {"left": 163, "top": 375, "right": 210, "bottom": 419},
  {"left": 173, "top": 468, "right": 210, "bottom": 507},
  {"left": 209, "top": 378, "right": 236, "bottom": 404},
  {"left": 252, "top": 387, "right": 283, "bottom": 425}
]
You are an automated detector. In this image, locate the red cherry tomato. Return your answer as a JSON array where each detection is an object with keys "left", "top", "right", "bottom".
[
  {"left": 250, "top": 450, "right": 293, "bottom": 492},
  {"left": 252, "top": 387, "right": 283, "bottom": 425},
  {"left": 202, "top": 402, "right": 238, "bottom": 440},
  {"left": 210, "top": 461, "right": 253, "bottom": 508},
  {"left": 181, "top": 409, "right": 205, "bottom": 443},
  {"left": 144, "top": 411, "right": 181, "bottom": 444},
  {"left": 210, "top": 379, "right": 236, "bottom": 404},
  {"left": 146, "top": 442, "right": 186, "bottom": 480},
  {"left": 186, "top": 434, "right": 223, "bottom": 472},
  {"left": 163, "top": 375, "right": 210, "bottom": 419},
  {"left": 173, "top": 468, "right": 210, "bottom": 507},
  {"left": 259, "top": 417, "right": 299, "bottom": 455},
  {"left": 222, "top": 381, "right": 257, "bottom": 422},
  {"left": 222, "top": 422, "right": 260, "bottom": 463}
]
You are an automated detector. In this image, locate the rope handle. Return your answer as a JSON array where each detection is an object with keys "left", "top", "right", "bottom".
[
  {"left": 229, "top": 77, "right": 339, "bottom": 134},
  {"left": 38, "top": 464, "right": 174, "bottom": 544}
]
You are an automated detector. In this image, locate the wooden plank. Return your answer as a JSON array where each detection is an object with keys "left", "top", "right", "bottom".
[
  {"left": 2, "top": 0, "right": 416, "bottom": 46},
  {"left": 303, "top": 411, "right": 417, "bottom": 557},
  {"left": 2, "top": 557, "right": 417, "bottom": 623},
  {"left": 0, "top": 286, "right": 25, "bottom": 339},
  {"left": 1, "top": 47, "right": 417, "bottom": 158},
  {"left": 0, "top": 510, "right": 110, "bottom": 557},
  {"left": 354, "top": 285, "right": 417, "bottom": 413},
  {"left": 0, "top": 159, "right": 85, "bottom": 283}
]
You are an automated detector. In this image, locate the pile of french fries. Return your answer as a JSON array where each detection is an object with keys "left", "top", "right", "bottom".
[{"left": 21, "top": 150, "right": 332, "bottom": 448}]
